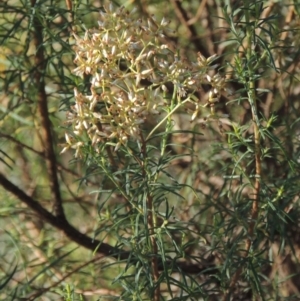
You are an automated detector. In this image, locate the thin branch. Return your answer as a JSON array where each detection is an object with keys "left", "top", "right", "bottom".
[
  {"left": 27, "top": 255, "right": 106, "bottom": 301},
  {"left": 0, "top": 132, "right": 44, "bottom": 156},
  {"left": 169, "top": 0, "right": 210, "bottom": 57},
  {"left": 187, "top": 0, "right": 207, "bottom": 25},
  {"left": 0, "top": 131, "right": 100, "bottom": 187},
  {"left": 0, "top": 172, "right": 217, "bottom": 276},
  {"left": 0, "top": 172, "right": 120, "bottom": 257},
  {"left": 65, "top": 0, "right": 77, "bottom": 34},
  {"left": 30, "top": 0, "right": 65, "bottom": 219}
]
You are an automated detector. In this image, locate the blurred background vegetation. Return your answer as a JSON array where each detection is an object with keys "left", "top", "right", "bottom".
[{"left": 1, "top": 0, "right": 300, "bottom": 300}]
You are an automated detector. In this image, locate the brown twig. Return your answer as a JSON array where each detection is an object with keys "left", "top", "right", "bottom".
[
  {"left": 169, "top": 0, "right": 210, "bottom": 57},
  {"left": 30, "top": 0, "right": 65, "bottom": 219},
  {"left": 0, "top": 132, "right": 44, "bottom": 156},
  {"left": 0, "top": 172, "right": 217, "bottom": 276},
  {"left": 26, "top": 255, "right": 106, "bottom": 301},
  {"left": 0, "top": 172, "right": 123, "bottom": 257},
  {"left": 187, "top": 0, "right": 207, "bottom": 25}
]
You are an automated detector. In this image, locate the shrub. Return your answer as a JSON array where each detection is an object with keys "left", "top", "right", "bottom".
[{"left": 1, "top": 1, "right": 300, "bottom": 300}]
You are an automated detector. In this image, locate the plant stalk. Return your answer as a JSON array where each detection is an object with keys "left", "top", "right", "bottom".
[{"left": 224, "top": 1, "right": 261, "bottom": 299}]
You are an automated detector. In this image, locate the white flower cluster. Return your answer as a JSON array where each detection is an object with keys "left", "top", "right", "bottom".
[{"left": 61, "top": 2, "right": 225, "bottom": 157}]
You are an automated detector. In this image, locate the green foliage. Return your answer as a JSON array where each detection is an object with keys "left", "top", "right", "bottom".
[{"left": 1, "top": 0, "right": 300, "bottom": 301}]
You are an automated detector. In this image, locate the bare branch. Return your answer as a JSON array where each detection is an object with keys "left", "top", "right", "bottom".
[
  {"left": 0, "top": 172, "right": 217, "bottom": 276},
  {"left": 169, "top": 0, "right": 210, "bottom": 57},
  {"left": 30, "top": 0, "right": 65, "bottom": 219},
  {"left": 0, "top": 172, "right": 119, "bottom": 258}
]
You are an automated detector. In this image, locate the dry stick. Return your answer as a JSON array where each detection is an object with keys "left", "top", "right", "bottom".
[
  {"left": 27, "top": 255, "right": 106, "bottom": 301},
  {"left": 169, "top": 0, "right": 193, "bottom": 38},
  {"left": 65, "top": 0, "right": 72, "bottom": 13},
  {"left": 65, "top": 0, "right": 77, "bottom": 34},
  {"left": 187, "top": 0, "right": 207, "bottom": 25},
  {"left": 279, "top": 4, "right": 294, "bottom": 41},
  {"left": 30, "top": 0, "right": 65, "bottom": 219},
  {"left": 169, "top": 0, "right": 210, "bottom": 58}
]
